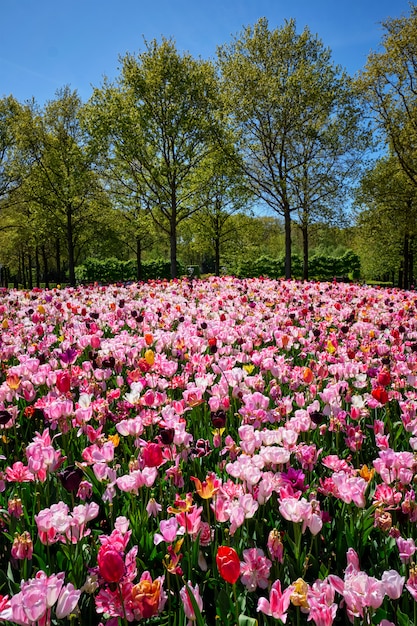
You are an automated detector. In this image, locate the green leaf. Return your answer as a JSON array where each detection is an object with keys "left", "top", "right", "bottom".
[
  {"left": 7, "top": 561, "right": 15, "bottom": 582},
  {"left": 372, "top": 607, "right": 387, "bottom": 624},
  {"left": 238, "top": 615, "right": 258, "bottom": 626},
  {"left": 396, "top": 607, "right": 413, "bottom": 626},
  {"left": 217, "top": 587, "right": 232, "bottom": 623},
  {"left": 184, "top": 582, "right": 205, "bottom": 626}
]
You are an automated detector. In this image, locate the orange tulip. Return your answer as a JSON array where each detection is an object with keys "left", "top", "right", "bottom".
[
  {"left": 132, "top": 575, "right": 162, "bottom": 619},
  {"left": 191, "top": 472, "right": 220, "bottom": 499},
  {"left": 302, "top": 367, "right": 314, "bottom": 384}
]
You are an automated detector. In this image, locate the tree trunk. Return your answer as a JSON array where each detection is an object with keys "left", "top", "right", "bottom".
[
  {"left": 42, "top": 245, "right": 50, "bottom": 289},
  {"left": 67, "top": 207, "right": 76, "bottom": 286},
  {"left": 35, "top": 246, "right": 41, "bottom": 288},
  {"left": 214, "top": 236, "right": 220, "bottom": 276},
  {"left": 170, "top": 197, "right": 177, "bottom": 279},
  {"left": 55, "top": 238, "right": 61, "bottom": 284},
  {"left": 301, "top": 222, "right": 309, "bottom": 281},
  {"left": 403, "top": 232, "right": 409, "bottom": 290},
  {"left": 27, "top": 252, "right": 33, "bottom": 289},
  {"left": 170, "top": 223, "right": 177, "bottom": 279},
  {"left": 409, "top": 235, "right": 414, "bottom": 287},
  {"left": 136, "top": 236, "right": 142, "bottom": 281},
  {"left": 19, "top": 252, "right": 26, "bottom": 288},
  {"left": 284, "top": 205, "right": 292, "bottom": 279},
  {"left": 398, "top": 266, "right": 404, "bottom": 289}
]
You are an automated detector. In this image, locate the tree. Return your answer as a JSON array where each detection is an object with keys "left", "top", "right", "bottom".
[
  {"left": 17, "top": 87, "right": 104, "bottom": 285},
  {"left": 85, "top": 38, "right": 221, "bottom": 278},
  {"left": 358, "top": 4, "right": 417, "bottom": 186},
  {"left": 0, "top": 97, "right": 39, "bottom": 283},
  {"left": 0, "top": 96, "right": 31, "bottom": 203},
  {"left": 107, "top": 190, "right": 157, "bottom": 281},
  {"left": 354, "top": 155, "right": 417, "bottom": 287},
  {"left": 217, "top": 17, "right": 367, "bottom": 279},
  {"left": 222, "top": 213, "right": 285, "bottom": 274},
  {"left": 187, "top": 148, "right": 253, "bottom": 275},
  {"left": 82, "top": 95, "right": 158, "bottom": 281},
  {"left": 290, "top": 97, "right": 368, "bottom": 279}
]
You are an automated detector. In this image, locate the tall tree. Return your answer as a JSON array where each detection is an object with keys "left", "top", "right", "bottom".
[
  {"left": 81, "top": 99, "right": 158, "bottom": 280},
  {"left": 85, "top": 38, "right": 221, "bottom": 278},
  {"left": 0, "top": 96, "right": 31, "bottom": 204},
  {"left": 358, "top": 4, "right": 417, "bottom": 186},
  {"left": 217, "top": 17, "right": 367, "bottom": 278},
  {"left": 290, "top": 101, "right": 368, "bottom": 279},
  {"left": 354, "top": 155, "right": 417, "bottom": 287},
  {"left": 18, "top": 87, "right": 104, "bottom": 285},
  {"left": 188, "top": 148, "right": 253, "bottom": 275}
]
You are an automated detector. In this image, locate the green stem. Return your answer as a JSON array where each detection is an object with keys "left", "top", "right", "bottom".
[
  {"left": 293, "top": 522, "right": 302, "bottom": 572},
  {"left": 205, "top": 498, "right": 211, "bottom": 526},
  {"left": 302, "top": 533, "right": 315, "bottom": 578},
  {"left": 117, "top": 583, "right": 129, "bottom": 626},
  {"left": 167, "top": 572, "right": 172, "bottom": 615},
  {"left": 232, "top": 583, "right": 239, "bottom": 625}
]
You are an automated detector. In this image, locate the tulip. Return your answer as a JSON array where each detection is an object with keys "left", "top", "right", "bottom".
[
  {"left": 55, "top": 583, "right": 81, "bottom": 619},
  {"left": 179, "top": 582, "right": 203, "bottom": 623},
  {"left": 58, "top": 465, "right": 84, "bottom": 492},
  {"left": 216, "top": 546, "right": 240, "bottom": 584},
  {"left": 191, "top": 472, "right": 220, "bottom": 499},
  {"left": 142, "top": 443, "right": 163, "bottom": 468},
  {"left": 371, "top": 386, "right": 389, "bottom": 405},
  {"left": 97, "top": 544, "right": 125, "bottom": 583},
  {"left": 56, "top": 371, "right": 71, "bottom": 394},
  {"left": 0, "top": 410, "right": 12, "bottom": 425},
  {"left": 132, "top": 576, "right": 162, "bottom": 618},
  {"left": 11, "top": 532, "right": 33, "bottom": 560},
  {"left": 144, "top": 349, "right": 155, "bottom": 365}
]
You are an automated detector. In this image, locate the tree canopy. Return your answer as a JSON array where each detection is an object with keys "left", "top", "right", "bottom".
[
  {"left": 1, "top": 6, "right": 417, "bottom": 285},
  {"left": 217, "top": 17, "right": 367, "bottom": 278}
]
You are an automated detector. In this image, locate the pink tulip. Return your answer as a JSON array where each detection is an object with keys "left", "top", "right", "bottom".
[
  {"left": 257, "top": 579, "right": 294, "bottom": 622},
  {"left": 381, "top": 569, "right": 405, "bottom": 600},
  {"left": 154, "top": 517, "right": 181, "bottom": 545},
  {"left": 240, "top": 548, "right": 272, "bottom": 591},
  {"left": 55, "top": 583, "right": 81, "bottom": 619},
  {"left": 179, "top": 582, "right": 203, "bottom": 624},
  {"left": 396, "top": 536, "right": 416, "bottom": 563}
]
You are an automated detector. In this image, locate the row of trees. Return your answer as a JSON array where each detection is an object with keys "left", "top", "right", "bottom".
[
  {"left": 353, "top": 7, "right": 417, "bottom": 288},
  {"left": 1, "top": 8, "right": 417, "bottom": 286}
]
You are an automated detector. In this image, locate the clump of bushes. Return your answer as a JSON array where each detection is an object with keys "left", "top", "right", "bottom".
[
  {"left": 75, "top": 258, "right": 186, "bottom": 283},
  {"left": 234, "top": 249, "right": 360, "bottom": 280}
]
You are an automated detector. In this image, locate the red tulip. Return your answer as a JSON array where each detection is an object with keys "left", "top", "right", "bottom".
[
  {"left": 142, "top": 443, "right": 163, "bottom": 468},
  {"left": 372, "top": 386, "right": 389, "bottom": 405},
  {"left": 377, "top": 369, "right": 391, "bottom": 387},
  {"left": 56, "top": 371, "right": 71, "bottom": 394},
  {"left": 97, "top": 544, "right": 125, "bottom": 583},
  {"left": 216, "top": 546, "right": 240, "bottom": 584}
]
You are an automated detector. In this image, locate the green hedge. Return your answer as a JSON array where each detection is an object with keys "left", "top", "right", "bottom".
[
  {"left": 75, "top": 250, "right": 360, "bottom": 284},
  {"left": 235, "top": 250, "right": 360, "bottom": 280},
  {"left": 75, "top": 258, "right": 186, "bottom": 283}
]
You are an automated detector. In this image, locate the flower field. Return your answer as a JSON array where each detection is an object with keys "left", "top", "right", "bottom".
[{"left": 0, "top": 276, "right": 417, "bottom": 625}]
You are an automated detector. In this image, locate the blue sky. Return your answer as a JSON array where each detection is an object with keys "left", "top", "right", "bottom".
[{"left": 1, "top": 0, "right": 412, "bottom": 106}]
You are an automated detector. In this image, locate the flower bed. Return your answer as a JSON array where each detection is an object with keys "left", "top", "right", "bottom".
[{"left": 0, "top": 276, "right": 416, "bottom": 625}]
